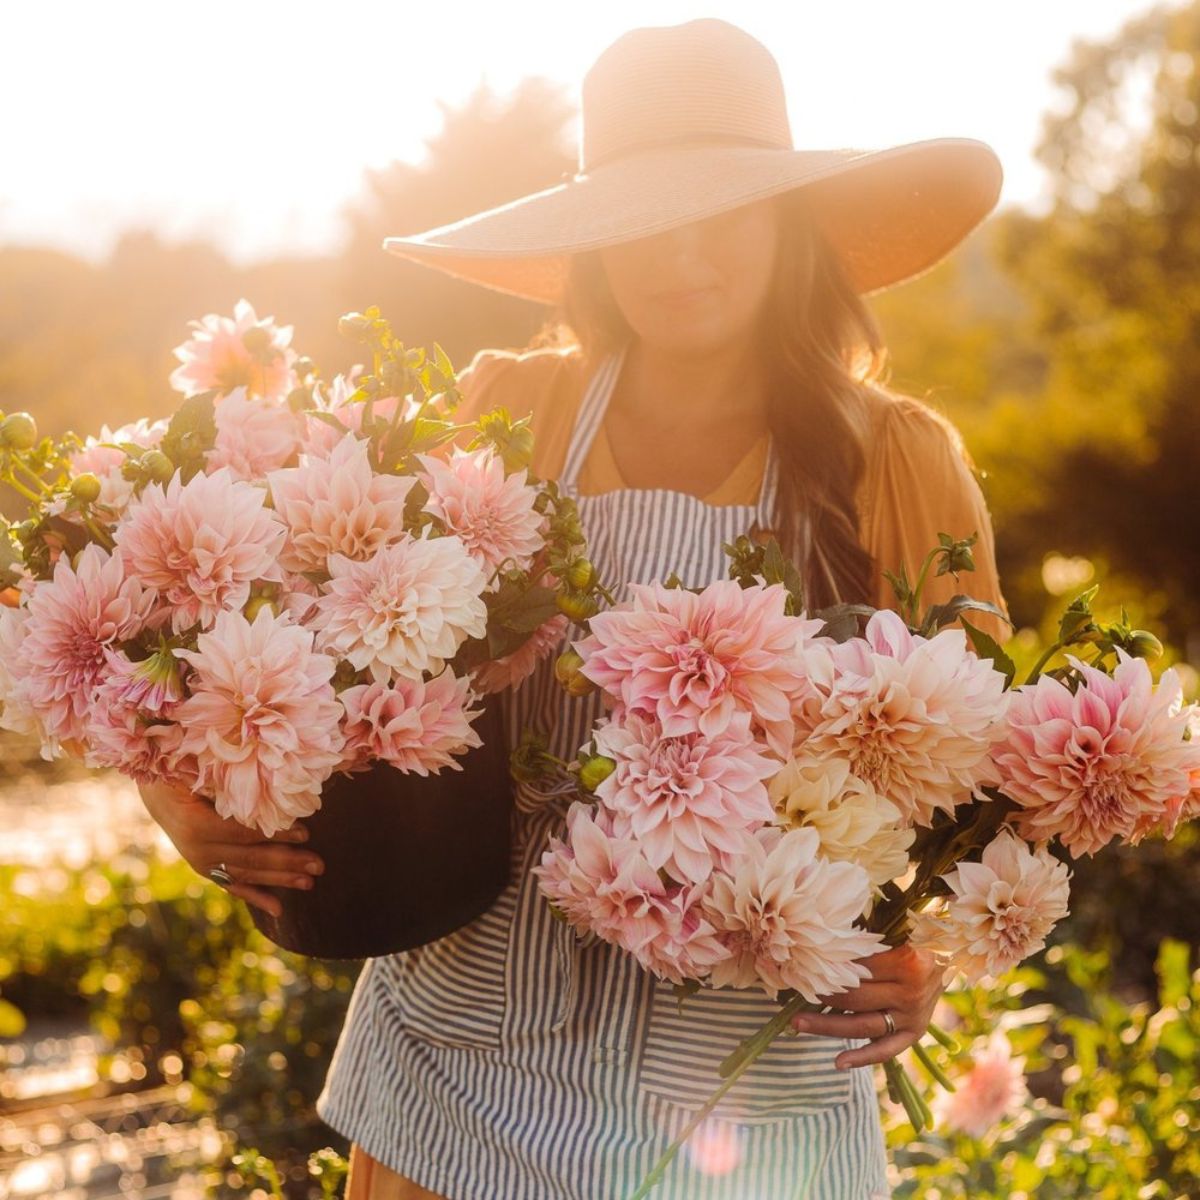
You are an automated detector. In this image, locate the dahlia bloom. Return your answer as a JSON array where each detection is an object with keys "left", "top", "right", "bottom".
[
  {"left": 630, "top": 885, "right": 732, "bottom": 986},
  {"left": 68, "top": 418, "right": 167, "bottom": 512},
  {"left": 576, "top": 580, "right": 820, "bottom": 758},
  {"left": 86, "top": 676, "right": 196, "bottom": 789},
  {"left": 592, "top": 711, "right": 776, "bottom": 885},
  {"left": 933, "top": 1032, "right": 1028, "bottom": 1137},
  {"left": 169, "top": 298, "right": 296, "bottom": 400},
  {"left": 992, "top": 654, "right": 1200, "bottom": 857},
  {"left": 308, "top": 532, "right": 488, "bottom": 683},
  {"left": 19, "top": 545, "right": 156, "bottom": 745},
  {"left": 417, "top": 447, "right": 545, "bottom": 581},
  {"left": 266, "top": 432, "right": 415, "bottom": 574},
  {"left": 174, "top": 606, "right": 346, "bottom": 835},
  {"left": 339, "top": 670, "right": 483, "bottom": 776},
  {"left": 207, "top": 387, "right": 303, "bottom": 479},
  {"left": 768, "top": 755, "right": 915, "bottom": 890},
  {"left": 114, "top": 466, "right": 286, "bottom": 633},
  {"left": 100, "top": 646, "right": 185, "bottom": 714},
  {"left": 0, "top": 606, "right": 45, "bottom": 745},
  {"left": 908, "top": 828, "right": 1070, "bottom": 984},
  {"left": 702, "top": 825, "right": 883, "bottom": 1002},
  {"left": 470, "top": 612, "right": 569, "bottom": 695},
  {"left": 792, "top": 609, "right": 1009, "bottom": 827}
]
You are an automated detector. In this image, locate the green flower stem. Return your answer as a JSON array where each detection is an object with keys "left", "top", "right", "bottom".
[
  {"left": 906, "top": 546, "right": 941, "bottom": 625},
  {"left": 1, "top": 472, "right": 42, "bottom": 504},
  {"left": 886, "top": 1057, "right": 932, "bottom": 1132},
  {"left": 626, "top": 1024, "right": 790, "bottom": 1200},
  {"left": 912, "top": 1039, "right": 956, "bottom": 1091},
  {"left": 82, "top": 516, "right": 115, "bottom": 550},
  {"left": 1026, "top": 639, "right": 1066, "bottom": 684},
  {"left": 12, "top": 458, "right": 53, "bottom": 494},
  {"left": 927, "top": 1021, "right": 959, "bottom": 1053},
  {"left": 717, "top": 991, "right": 813, "bottom": 1078}
]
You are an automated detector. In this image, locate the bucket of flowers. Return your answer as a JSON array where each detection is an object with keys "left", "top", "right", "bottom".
[
  {"left": 532, "top": 534, "right": 1199, "bottom": 1197},
  {"left": 0, "top": 301, "right": 604, "bottom": 960}
]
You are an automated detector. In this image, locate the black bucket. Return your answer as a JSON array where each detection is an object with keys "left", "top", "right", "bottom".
[{"left": 249, "top": 702, "right": 513, "bottom": 959}]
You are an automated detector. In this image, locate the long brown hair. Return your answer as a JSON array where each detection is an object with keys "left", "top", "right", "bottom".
[{"left": 528, "top": 187, "right": 890, "bottom": 610}]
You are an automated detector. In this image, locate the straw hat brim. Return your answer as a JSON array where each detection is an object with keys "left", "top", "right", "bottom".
[{"left": 382, "top": 137, "right": 1002, "bottom": 305}]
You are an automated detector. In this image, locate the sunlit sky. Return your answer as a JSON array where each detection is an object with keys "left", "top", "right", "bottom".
[{"left": 1, "top": 0, "right": 1163, "bottom": 265}]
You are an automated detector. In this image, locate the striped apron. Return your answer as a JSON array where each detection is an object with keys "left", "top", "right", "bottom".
[{"left": 316, "top": 344, "right": 891, "bottom": 1200}]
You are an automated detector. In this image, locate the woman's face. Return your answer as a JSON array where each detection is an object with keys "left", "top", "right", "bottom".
[{"left": 598, "top": 196, "right": 780, "bottom": 356}]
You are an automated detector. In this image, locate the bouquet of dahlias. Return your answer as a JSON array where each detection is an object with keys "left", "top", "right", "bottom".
[
  {"left": 527, "top": 535, "right": 1199, "bottom": 1197},
  {"left": 0, "top": 301, "right": 604, "bottom": 955}
]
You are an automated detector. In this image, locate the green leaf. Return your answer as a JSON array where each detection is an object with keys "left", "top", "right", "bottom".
[
  {"left": 960, "top": 618, "right": 1017, "bottom": 686},
  {"left": 920, "top": 595, "right": 1011, "bottom": 638},
  {"left": 159, "top": 392, "right": 217, "bottom": 481},
  {"left": 814, "top": 603, "right": 875, "bottom": 643}
]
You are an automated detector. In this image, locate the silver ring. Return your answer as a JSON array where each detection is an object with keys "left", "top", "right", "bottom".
[
  {"left": 879, "top": 1009, "right": 896, "bottom": 1037},
  {"left": 208, "top": 863, "right": 234, "bottom": 887}
]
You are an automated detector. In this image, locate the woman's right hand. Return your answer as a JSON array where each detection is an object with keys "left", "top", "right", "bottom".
[{"left": 137, "top": 780, "right": 324, "bottom": 919}]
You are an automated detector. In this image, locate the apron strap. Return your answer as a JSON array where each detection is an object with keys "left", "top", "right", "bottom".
[{"left": 560, "top": 344, "right": 627, "bottom": 488}]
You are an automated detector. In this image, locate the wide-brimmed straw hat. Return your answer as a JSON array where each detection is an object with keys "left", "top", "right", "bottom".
[{"left": 382, "top": 19, "right": 1003, "bottom": 305}]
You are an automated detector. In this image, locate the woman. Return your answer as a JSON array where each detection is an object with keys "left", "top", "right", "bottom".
[{"left": 141, "top": 18, "right": 1008, "bottom": 1200}]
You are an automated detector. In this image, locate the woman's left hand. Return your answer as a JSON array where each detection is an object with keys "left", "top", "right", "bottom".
[{"left": 788, "top": 945, "right": 946, "bottom": 1069}]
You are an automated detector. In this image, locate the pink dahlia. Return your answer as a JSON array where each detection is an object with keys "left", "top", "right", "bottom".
[
  {"left": 19, "top": 545, "right": 156, "bottom": 745},
  {"left": 86, "top": 674, "right": 196, "bottom": 789},
  {"left": 417, "top": 447, "right": 545, "bottom": 581},
  {"left": 576, "top": 580, "right": 819, "bottom": 758},
  {"left": 792, "top": 609, "right": 1009, "bottom": 827},
  {"left": 592, "top": 711, "right": 776, "bottom": 885},
  {"left": 100, "top": 646, "right": 184, "bottom": 714},
  {"left": 933, "top": 1032, "right": 1028, "bottom": 1138},
  {"left": 534, "top": 801, "right": 668, "bottom": 947},
  {"left": 339, "top": 670, "right": 482, "bottom": 776},
  {"left": 702, "top": 825, "right": 883, "bottom": 1002},
  {"left": 308, "top": 533, "right": 487, "bottom": 684},
  {"left": 114, "top": 466, "right": 286, "bottom": 633},
  {"left": 174, "top": 606, "right": 345, "bottom": 835},
  {"left": 207, "top": 387, "right": 303, "bottom": 479},
  {"left": 266, "top": 432, "right": 415, "bottom": 574},
  {"left": 169, "top": 298, "right": 296, "bottom": 400},
  {"left": 0, "top": 606, "right": 45, "bottom": 745},
  {"left": 908, "top": 828, "right": 1070, "bottom": 983},
  {"left": 992, "top": 654, "right": 1200, "bottom": 857},
  {"left": 629, "top": 885, "right": 732, "bottom": 985},
  {"left": 471, "top": 612, "right": 569, "bottom": 695},
  {"left": 69, "top": 418, "right": 167, "bottom": 512}
]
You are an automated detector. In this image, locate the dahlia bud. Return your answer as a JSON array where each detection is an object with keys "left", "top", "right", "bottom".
[
  {"left": 556, "top": 590, "right": 598, "bottom": 623},
  {"left": 0, "top": 412, "right": 38, "bottom": 449},
  {"left": 566, "top": 557, "right": 596, "bottom": 592},
  {"left": 243, "top": 595, "right": 279, "bottom": 622},
  {"left": 141, "top": 450, "right": 175, "bottom": 483},
  {"left": 554, "top": 649, "right": 596, "bottom": 697},
  {"left": 69, "top": 473, "right": 102, "bottom": 503},
  {"left": 577, "top": 755, "right": 616, "bottom": 793}
]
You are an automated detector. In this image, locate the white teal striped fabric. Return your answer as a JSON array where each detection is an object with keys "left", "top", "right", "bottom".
[{"left": 316, "top": 344, "right": 891, "bottom": 1198}]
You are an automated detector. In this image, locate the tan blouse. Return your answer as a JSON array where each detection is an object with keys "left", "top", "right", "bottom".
[{"left": 344, "top": 341, "right": 1009, "bottom": 1200}]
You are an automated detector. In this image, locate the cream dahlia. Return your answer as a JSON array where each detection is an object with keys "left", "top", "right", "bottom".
[
  {"left": 174, "top": 606, "right": 346, "bottom": 835},
  {"left": 68, "top": 418, "right": 167, "bottom": 512},
  {"left": 307, "top": 532, "right": 488, "bottom": 683},
  {"left": 266, "top": 432, "right": 415, "bottom": 574},
  {"left": 768, "top": 755, "right": 915, "bottom": 890},
  {"left": 114, "top": 466, "right": 286, "bottom": 633},
  {"left": 908, "top": 828, "right": 1070, "bottom": 983}
]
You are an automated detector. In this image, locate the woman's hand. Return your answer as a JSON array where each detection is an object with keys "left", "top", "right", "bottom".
[
  {"left": 788, "top": 944, "right": 946, "bottom": 1069},
  {"left": 138, "top": 780, "right": 324, "bottom": 919}
]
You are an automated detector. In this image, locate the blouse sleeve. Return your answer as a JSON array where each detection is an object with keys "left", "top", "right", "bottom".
[
  {"left": 447, "top": 347, "right": 577, "bottom": 480},
  {"left": 860, "top": 397, "right": 1011, "bottom": 645}
]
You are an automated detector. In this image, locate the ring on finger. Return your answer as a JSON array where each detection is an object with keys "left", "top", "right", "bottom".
[
  {"left": 208, "top": 862, "right": 234, "bottom": 887},
  {"left": 878, "top": 1009, "right": 896, "bottom": 1037}
]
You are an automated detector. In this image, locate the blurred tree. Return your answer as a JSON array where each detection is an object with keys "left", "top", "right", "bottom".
[
  {"left": 338, "top": 76, "right": 576, "bottom": 367},
  {"left": 985, "top": 1, "right": 1200, "bottom": 648}
]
